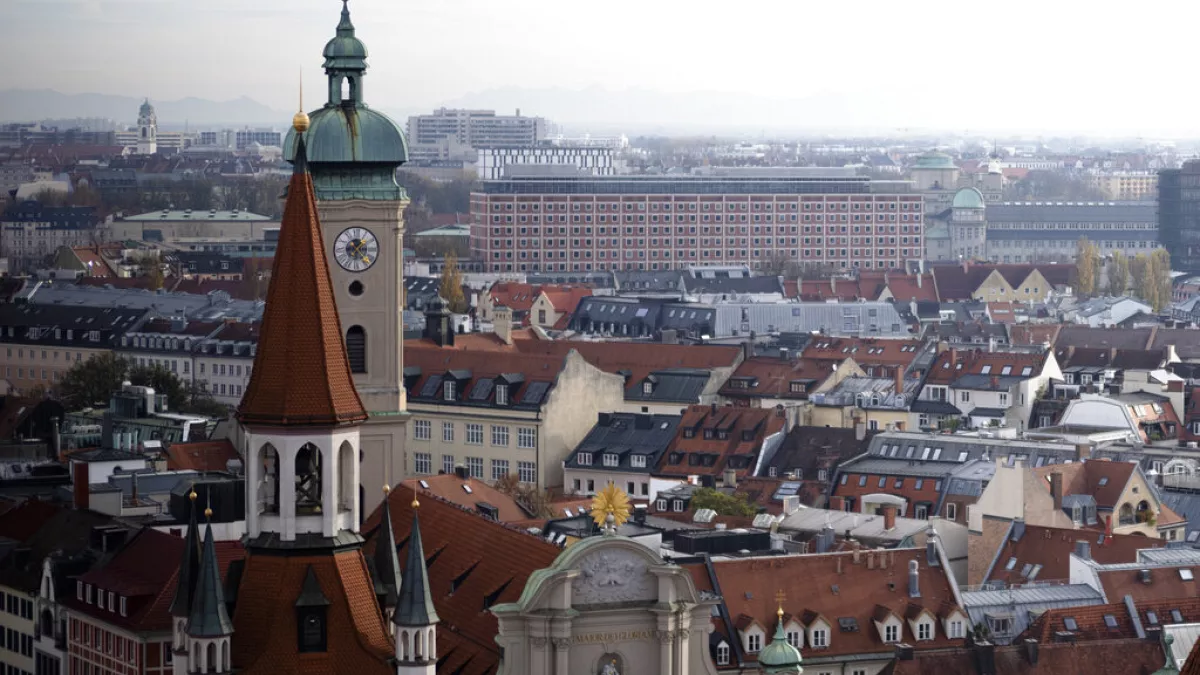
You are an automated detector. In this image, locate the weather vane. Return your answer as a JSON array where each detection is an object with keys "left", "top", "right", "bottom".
[{"left": 591, "top": 483, "right": 631, "bottom": 535}]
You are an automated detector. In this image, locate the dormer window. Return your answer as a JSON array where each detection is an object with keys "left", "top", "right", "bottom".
[
  {"left": 631, "top": 455, "right": 647, "bottom": 469},
  {"left": 643, "top": 380, "right": 654, "bottom": 395},
  {"left": 746, "top": 632, "right": 762, "bottom": 652},
  {"left": 495, "top": 384, "right": 508, "bottom": 406},
  {"left": 444, "top": 380, "right": 456, "bottom": 401},
  {"left": 602, "top": 453, "right": 619, "bottom": 467},
  {"left": 716, "top": 642, "right": 730, "bottom": 665},
  {"left": 577, "top": 452, "right": 593, "bottom": 466},
  {"left": 684, "top": 428, "right": 696, "bottom": 439}
]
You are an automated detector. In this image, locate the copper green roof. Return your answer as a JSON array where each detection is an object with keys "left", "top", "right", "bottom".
[
  {"left": 283, "top": 106, "right": 407, "bottom": 165},
  {"left": 758, "top": 616, "right": 803, "bottom": 673},
  {"left": 323, "top": 0, "right": 367, "bottom": 70},
  {"left": 952, "top": 187, "right": 986, "bottom": 209},
  {"left": 914, "top": 152, "right": 957, "bottom": 170}
]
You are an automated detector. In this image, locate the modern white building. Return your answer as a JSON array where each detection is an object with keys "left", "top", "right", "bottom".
[{"left": 476, "top": 146, "right": 616, "bottom": 180}]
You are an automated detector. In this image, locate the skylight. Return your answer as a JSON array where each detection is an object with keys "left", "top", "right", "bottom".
[
  {"left": 1146, "top": 611, "right": 1158, "bottom": 625},
  {"left": 1181, "top": 569, "right": 1195, "bottom": 581},
  {"left": 1005, "top": 557, "right": 1018, "bottom": 571},
  {"left": 1103, "top": 615, "right": 1118, "bottom": 629},
  {"left": 1098, "top": 477, "right": 1109, "bottom": 486},
  {"left": 1063, "top": 617, "right": 1078, "bottom": 631},
  {"left": 1172, "top": 610, "right": 1184, "bottom": 623}
]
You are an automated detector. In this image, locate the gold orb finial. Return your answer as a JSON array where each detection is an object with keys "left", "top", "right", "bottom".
[
  {"left": 188, "top": 484, "right": 197, "bottom": 501},
  {"left": 293, "top": 67, "right": 309, "bottom": 132},
  {"left": 383, "top": 484, "right": 391, "bottom": 494},
  {"left": 411, "top": 497, "right": 420, "bottom": 509},
  {"left": 204, "top": 507, "right": 213, "bottom": 519}
]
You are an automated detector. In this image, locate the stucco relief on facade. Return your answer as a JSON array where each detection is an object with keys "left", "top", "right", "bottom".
[{"left": 572, "top": 549, "right": 655, "bottom": 604}]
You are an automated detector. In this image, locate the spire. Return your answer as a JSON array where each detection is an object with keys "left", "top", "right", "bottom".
[
  {"left": 236, "top": 116, "right": 366, "bottom": 427},
  {"left": 337, "top": 0, "right": 354, "bottom": 36},
  {"left": 394, "top": 492, "right": 438, "bottom": 628},
  {"left": 186, "top": 515, "right": 233, "bottom": 638},
  {"left": 757, "top": 589, "right": 802, "bottom": 673},
  {"left": 168, "top": 486, "right": 202, "bottom": 618},
  {"left": 373, "top": 485, "right": 402, "bottom": 609}
]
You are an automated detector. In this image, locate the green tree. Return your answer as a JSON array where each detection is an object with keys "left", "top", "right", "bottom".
[
  {"left": 1074, "top": 237, "right": 1099, "bottom": 297},
  {"left": 688, "top": 487, "right": 759, "bottom": 517},
  {"left": 1149, "top": 249, "right": 1173, "bottom": 313},
  {"left": 55, "top": 353, "right": 129, "bottom": 409},
  {"left": 128, "top": 363, "right": 188, "bottom": 411},
  {"left": 438, "top": 251, "right": 468, "bottom": 314},
  {"left": 1107, "top": 250, "right": 1130, "bottom": 296},
  {"left": 183, "top": 381, "right": 231, "bottom": 418},
  {"left": 1131, "top": 253, "right": 1151, "bottom": 301}
]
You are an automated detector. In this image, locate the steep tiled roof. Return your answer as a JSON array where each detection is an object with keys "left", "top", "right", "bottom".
[
  {"left": 1025, "top": 596, "right": 1200, "bottom": 644},
  {"left": 1054, "top": 326, "right": 1157, "bottom": 352},
  {"left": 166, "top": 439, "right": 239, "bottom": 472},
  {"left": 0, "top": 498, "right": 60, "bottom": 542},
  {"left": 538, "top": 286, "right": 593, "bottom": 315},
  {"left": 884, "top": 273, "right": 939, "bottom": 303},
  {"left": 889, "top": 640, "right": 1165, "bottom": 675},
  {"left": 0, "top": 507, "right": 108, "bottom": 594},
  {"left": 985, "top": 524, "right": 1165, "bottom": 586},
  {"left": 800, "top": 337, "right": 925, "bottom": 372},
  {"left": 399, "top": 474, "right": 530, "bottom": 523},
  {"left": 404, "top": 346, "right": 563, "bottom": 409},
  {"left": 719, "top": 355, "right": 850, "bottom": 400},
  {"left": 236, "top": 140, "right": 366, "bottom": 427},
  {"left": 697, "top": 548, "right": 964, "bottom": 661},
  {"left": 1056, "top": 346, "right": 1164, "bottom": 370},
  {"left": 362, "top": 489, "right": 562, "bottom": 675},
  {"left": 1010, "top": 324, "right": 1062, "bottom": 347},
  {"left": 657, "top": 405, "right": 787, "bottom": 478},
  {"left": 925, "top": 348, "right": 1047, "bottom": 386},
  {"left": 796, "top": 277, "right": 881, "bottom": 302},
  {"left": 765, "top": 426, "right": 877, "bottom": 480},
  {"left": 1033, "top": 460, "right": 1136, "bottom": 510},
  {"left": 1097, "top": 564, "right": 1200, "bottom": 604},
  {"left": 231, "top": 548, "right": 391, "bottom": 675}
]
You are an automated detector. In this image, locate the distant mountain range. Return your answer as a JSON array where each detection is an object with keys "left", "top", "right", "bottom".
[{"left": 0, "top": 89, "right": 291, "bottom": 128}]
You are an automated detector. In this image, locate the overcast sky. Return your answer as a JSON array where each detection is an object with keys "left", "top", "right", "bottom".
[{"left": 4, "top": 0, "right": 1199, "bottom": 136}]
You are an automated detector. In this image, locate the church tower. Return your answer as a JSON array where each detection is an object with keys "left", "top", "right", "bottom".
[
  {"left": 392, "top": 492, "right": 439, "bottom": 675},
  {"left": 229, "top": 112, "right": 393, "bottom": 675},
  {"left": 137, "top": 99, "right": 157, "bottom": 155},
  {"left": 183, "top": 509, "right": 234, "bottom": 674},
  {"left": 283, "top": 0, "right": 410, "bottom": 515},
  {"left": 168, "top": 489, "right": 201, "bottom": 675}
]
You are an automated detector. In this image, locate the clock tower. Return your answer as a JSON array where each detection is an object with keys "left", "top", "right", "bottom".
[{"left": 283, "top": 0, "right": 409, "bottom": 515}]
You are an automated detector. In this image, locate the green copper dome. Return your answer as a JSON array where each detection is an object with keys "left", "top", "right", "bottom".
[
  {"left": 913, "top": 152, "right": 957, "bottom": 170},
  {"left": 284, "top": 106, "right": 408, "bottom": 165},
  {"left": 323, "top": 0, "right": 368, "bottom": 69},
  {"left": 758, "top": 618, "right": 803, "bottom": 674},
  {"left": 952, "top": 187, "right": 985, "bottom": 209}
]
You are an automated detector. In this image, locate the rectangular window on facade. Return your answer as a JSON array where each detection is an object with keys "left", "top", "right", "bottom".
[
  {"left": 466, "top": 424, "right": 483, "bottom": 445},
  {"left": 491, "top": 459, "right": 510, "bottom": 481},
  {"left": 491, "top": 425, "right": 509, "bottom": 447},
  {"left": 518, "top": 461, "right": 536, "bottom": 484},
  {"left": 442, "top": 454, "right": 455, "bottom": 475},
  {"left": 413, "top": 420, "right": 431, "bottom": 441},
  {"left": 466, "top": 457, "right": 484, "bottom": 479},
  {"left": 442, "top": 422, "right": 454, "bottom": 443},
  {"left": 414, "top": 453, "right": 432, "bottom": 475},
  {"left": 517, "top": 427, "right": 536, "bottom": 449}
]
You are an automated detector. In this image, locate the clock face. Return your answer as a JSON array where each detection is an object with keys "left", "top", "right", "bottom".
[{"left": 333, "top": 227, "right": 378, "bottom": 273}]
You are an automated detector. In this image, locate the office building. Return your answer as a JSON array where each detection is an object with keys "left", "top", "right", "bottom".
[
  {"left": 407, "top": 108, "right": 547, "bottom": 161},
  {"left": 470, "top": 169, "right": 924, "bottom": 273},
  {"left": 476, "top": 145, "right": 616, "bottom": 180},
  {"left": 1158, "top": 160, "right": 1200, "bottom": 273}
]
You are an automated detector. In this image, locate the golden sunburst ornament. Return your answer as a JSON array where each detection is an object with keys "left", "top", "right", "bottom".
[{"left": 591, "top": 483, "right": 631, "bottom": 534}]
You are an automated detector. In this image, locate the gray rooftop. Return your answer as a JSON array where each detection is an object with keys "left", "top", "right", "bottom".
[
  {"left": 26, "top": 282, "right": 264, "bottom": 321},
  {"left": 712, "top": 302, "right": 910, "bottom": 339},
  {"left": 777, "top": 506, "right": 930, "bottom": 543},
  {"left": 986, "top": 201, "right": 1155, "bottom": 224},
  {"left": 122, "top": 209, "right": 271, "bottom": 222}
]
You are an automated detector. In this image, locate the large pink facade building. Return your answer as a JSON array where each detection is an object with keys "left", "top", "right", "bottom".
[{"left": 469, "top": 172, "right": 924, "bottom": 274}]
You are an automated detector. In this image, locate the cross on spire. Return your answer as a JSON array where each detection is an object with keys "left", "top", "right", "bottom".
[{"left": 775, "top": 589, "right": 786, "bottom": 618}]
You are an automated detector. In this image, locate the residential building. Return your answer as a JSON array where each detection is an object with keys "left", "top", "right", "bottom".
[
  {"left": 916, "top": 348, "right": 1061, "bottom": 431},
  {"left": 718, "top": 352, "right": 861, "bottom": 423},
  {"left": 982, "top": 524, "right": 1165, "bottom": 589},
  {"left": 1064, "top": 296, "right": 1154, "bottom": 327},
  {"left": 563, "top": 411, "right": 681, "bottom": 499},
  {"left": 1055, "top": 392, "right": 1180, "bottom": 444},
  {"left": 192, "top": 321, "right": 258, "bottom": 407},
  {"left": 399, "top": 471, "right": 539, "bottom": 523},
  {"left": 1035, "top": 458, "right": 1186, "bottom": 540},
  {"left": 477, "top": 145, "right": 615, "bottom": 180},
  {"left": 800, "top": 337, "right": 931, "bottom": 379},
  {"left": 2, "top": 201, "right": 103, "bottom": 274},
  {"left": 889, "top": 633, "right": 1170, "bottom": 674},
  {"left": 760, "top": 426, "right": 877, "bottom": 486},
  {"left": 116, "top": 318, "right": 224, "bottom": 387},
  {"left": 1088, "top": 171, "right": 1159, "bottom": 200},
  {"left": 808, "top": 371, "right": 921, "bottom": 432},
  {"left": 0, "top": 304, "right": 147, "bottom": 396},
  {"left": 567, "top": 296, "right": 716, "bottom": 339},
  {"left": 931, "top": 262, "right": 1071, "bottom": 303},
  {"left": 0, "top": 501, "right": 72, "bottom": 675},
  {"left": 477, "top": 281, "right": 593, "bottom": 328},
  {"left": 655, "top": 404, "right": 787, "bottom": 482},
  {"left": 470, "top": 169, "right": 924, "bottom": 273},
  {"left": 959, "top": 584, "right": 1106, "bottom": 646},
  {"left": 984, "top": 201, "right": 1159, "bottom": 263},
  {"left": 19, "top": 283, "right": 263, "bottom": 322},
  {"left": 405, "top": 324, "right": 626, "bottom": 489},
  {"left": 64, "top": 381, "right": 216, "bottom": 445},
  {"left": 715, "top": 301, "right": 913, "bottom": 339},
  {"left": 408, "top": 108, "right": 547, "bottom": 161}
]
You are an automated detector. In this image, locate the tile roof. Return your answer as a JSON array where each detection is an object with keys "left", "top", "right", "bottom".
[
  {"left": 1025, "top": 596, "right": 1200, "bottom": 644},
  {"left": 165, "top": 439, "right": 240, "bottom": 472},
  {"left": 985, "top": 524, "right": 1166, "bottom": 586},
  {"left": 657, "top": 405, "right": 787, "bottom": 478},
  {"left": 400, "top": 474, "right": 530, "bottom": 523},
  {"left": 67, "top": 527, "right": 243, "bottom": 633},
  {"left": 1056, "top": 346, "right": 1164, "bottom": 371},
  {"left": 1097, "top": 564, "right": 1200, "bottom": 604},
  {"left": 231, "top": 547, "right": 390, "bottom": 675},
  {"left": 1009, "top": 324, "right": 1063, "bottom": 347},
  {"left": 0, "top": 498, "right": 60, "bottom": 542},
  {"left": 800, "top": 337, "right": 926, "bottom": 371},
  {"left": 404, "top": 346, "right": 564, "bottom": 410},
  {"left": 1033, "top": 460, "right": 1136, "bottom": 510},
  {"left": 888, "top": 639, "right": 1166, "bottom": 675},
  {"left": 0, "top": 507, "right": 107, "bottom": 594},
  {"left": 1055, "top": 326, "right": 1157, "bottom": 352},
  {"left": 719, "top": 355, "right": 850, "bottom": 400},
  {"left": 566, "top": 412, "right": 682, "bottom": 475},
  {"left": 697, "top": 548, "right": 964, "bottom": 661},
  {"left": 925, "top": 348, "right": 1047, "bottom": 386},
  {"left": 762, "top": 426, "right": 876, "bottom": 480},
  {"left": 236, "top": 144, "right": 366, "bottom": 427},
  {"left": 362, "top": 488, "right": 562, "bottom": 675},
  {"left": 883, "top": 273, "right": 939, "bottom": 303}
]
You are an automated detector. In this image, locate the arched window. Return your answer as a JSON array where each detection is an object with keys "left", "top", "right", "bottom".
[
  {"left": 338, "top": 441, "right": 355, "bottom": 513},
  {"left": 400, "top": 630, "right": 409, "bottom": 660},
  {"left": 39, "top": 609, "right": 53, "bottom": 638},
  {"left": 346, "top": 326, "right": 366, "bottom": 373},
  {"left": 206, "top": 643, "right": 217, "bottom": 673},
  {"left": 221, "top": 641, "right": 230, "bottom": 671},
  {"left": 295, "top": 444, "right": 323, "bottom": 514},
  {"left": 258, "top": 444, "right": 280, "bottom": 514},
  {"left": 341, "top": 77, "right": 351, "bottom": 102}
]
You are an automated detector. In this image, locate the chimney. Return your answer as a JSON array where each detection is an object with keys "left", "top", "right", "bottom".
[
  {"left": 73, "top": 461, "right": 90, "bottom": 511},
  {"left": 1050, "top": 472, "right": 1063, "bottom": 512},
  {"left": 817, "top": 523, "right": 835, "bottom": 553},
  {"left": 1168, "top": 380, "right": 1184, "bottom": 393},
  {"left": 926, "top": 531, "right": 941, "bottom": 567},
  {"left": 493, "top": 305, "right": 513, "bottom": 345},
  {"left": 961, "top": 260, "right": 969, "bottom": 274},
  {"left": 908, "top": 559, "right": 920, "bottom": 598},
  {"left": 916, "top": 273, "right": 923, "bottom": 288},
  {"left": 1105, "top": 514, "right": 1114, "bottom": 537},
  {"left": 829, "top": 496, "right": 846, "bottom": 512},
  {"left": 742, "top": 340, "right": 754, "bottom": 362},
  {"left": 50, "top": 416, "right": 61, "bottom": 460},
  {"left": 855, "top": 418, "right": 866, "bottom": 442},
  {"left": 1023, "top": 639, "right": 1039, "bottom": 666},
  {"left": 895, "top": 368, "right": 905, "bottom": 395},
  {"left": 1075, "top": 444, "right": 1091, "bottom": 462},
  {"left": 990, "top": 375, "right": 999, "bottom": 390},
  {"left": 1074, "top": 540, "right": 1090, "bottom": 560},
  {"left": 831, "top": 276, "right": 837, "bottom": 293},
  {"left": 633, "top": 504, "right": 647, "bottom": 525},
  {"left": 780, "top": 347, "right": 789, "bottom": 361},
  {"left": 949, "top": 348, "right": 958, "bottom": 368},
  {"left": 131, "top": 472, "right": 139, "bottom": 506},
  {"left": 723, "top": 468, "right": 737, "bottom": 488},
  {"left": 974, "top": 641, "right": 997, "bottom": 675},
  {"left": 883, "top": 506, "right": 897, "bottom": 531}
]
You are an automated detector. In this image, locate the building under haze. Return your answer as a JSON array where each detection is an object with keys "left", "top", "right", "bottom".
[
  {"left": 1158, "top": 160, "right": 1200, "bottom": 274},
  {"left": 469, "top": 168, "right": 924, "bottom": 274},
  {"left": 407, "top": 108, "right": 548, "bottom": 161}
]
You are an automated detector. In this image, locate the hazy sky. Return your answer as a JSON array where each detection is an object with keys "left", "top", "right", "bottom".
[{"left": 5, "top": 0, "right": 1200, "bottom": 135}]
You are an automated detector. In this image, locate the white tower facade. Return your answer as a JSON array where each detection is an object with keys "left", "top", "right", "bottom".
[{"left": 137, "top": 99, "right": 158, "bottom": 155}]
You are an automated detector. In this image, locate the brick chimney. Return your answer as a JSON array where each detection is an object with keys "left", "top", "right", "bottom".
[
  {"left": 1049, "top": 472, "right": 1063, "bottom": 512},
  {"left": 883, "top": 505, "right": 897, "bottom": 531},
  {"left": 895, "top": 368, "right": 905, "bottom": 395},
  {"left": 949, "top": 348, "right": 958, "bottom": 368},
  {"left": 493, "top": 305, "right": 514, "bottom": 345},
  {"left": 1075, "top": 444, "right": 1091, "bottom": 462},
  {"left": 723, "top": 468, "right": 737, "bottom": 488}
]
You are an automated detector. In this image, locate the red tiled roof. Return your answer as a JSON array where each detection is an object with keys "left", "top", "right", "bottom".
[
  {"left": 890, "top": 639, "right": 1164, "bottom": 675},
  {"left": 236, "top": 152, "right": 366, "bottom": 427},
  {"left": 719, "top": 355, "right": 850, "bottom": 400},
  {"left": 985, "top": 524, "right": 1165, "bottom": 586},
  {"left": 1033, "top": 460, "right": 1136, "bottom": 510},
  {"left": 0, "top": 499, "right": 60, "bottom": 542},
  {"left": 539, "top": 286, "right": 593, "bottom": 315},
  {"left": 68, "top": 528, "right": 243, "bottom": 633},
  {"left": 925, "top": 348, "right": 1047, "bottom": 385},
  {"left": 884, "top": 273, "right": 939, "bottom": 303},
  {"left": 1025, "top": 597, "right": 1200, "bottom": 644},
  {"left": 1010, "top": 324, "right": 1063, "bottom": 347},
  {"left": 657, "top": 405, "right": 787, "bottom": 478},
  {"left": 165, "top": 439, "right": 239, "bottom": 472},
  {"left": 800, "top": 337, "right": 925, "bottom": 372},
  {"left": 362, "top": 488, "right": 563, "bottom": 675},
  {"left": 231, "top": 547, "right": 390, "bottom": 675},
  {"left": 404, "top": 345, "right": 563, "bottom": 404},
  {"left": 697, "top": 548, "right": 964, "bottom": 661},
  {"left": 797, "top": 277, "right": 881, "bottom": 302},
  {"left": 399, "top": 474, "right": 530, "bottom": 523},
  {"left": 487, "top": 282, "right": 591, "bottom": 315},
  {"left": 1098, "top": 565, "right": 1200, "bottom": 604}
]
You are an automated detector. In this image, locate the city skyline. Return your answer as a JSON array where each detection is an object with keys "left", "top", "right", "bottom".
[{"left": 6, "top": 0, "right": 1200, "bottom": 137}]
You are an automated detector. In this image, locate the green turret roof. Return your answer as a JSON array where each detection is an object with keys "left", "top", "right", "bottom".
[
  {"left": 913, "top": 152, "right": 957, "bottom": 170},
  {"left": 952, "top": 187, "right": 985, "bottom": 209},
  {"left": 758, "top": 614, "right": 803, "bottom": 673},
  {"left": 394, "top": 505, "right": 439, "bottom": 628},
  {"left": 185, "top": 521, "right": 233, "bottom": 638},
  {"left": 323, "top": 0, "right": 368, "bottom": 70}
]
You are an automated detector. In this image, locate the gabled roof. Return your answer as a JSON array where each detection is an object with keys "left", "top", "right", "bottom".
[
  {"left": 566, "top": 412, "right": 681, "bottom": 475},
  {"left": 166, "top": 439, "right": 239, "bottom": 472},
  {"left": 1034, "top": 460, "right": 1137, "bottom": 510},
  {"left": 404, "top": 346, "right": 564, "bottom": 410},
  {"left": 362, "top": 489, "right": 562, "bottom": 675},
  {"left": 763, "top": 426, "right": 877, "bottom": 478},
  {"left": 1024, "top": 596, "right": 1200, "bottom": 644},
  {"left": 658, "top": 405, "right": 787, "bottom": 478},
  {"left": 800, "top": 337, "right": 925, "bottom": 370},
  {"left": 1055, "top": 325, "right": 1157, "bottom": 352},
  {"left": 985, "top": 524, "right": 1165, "bottom": 586},
  {"left": 400, "top": 474, "right": 531, "bottom": 523},
  {"left": 236, "top": 137, "right": 366, "bottom": 427},
  {"left": 888, "top": 639, "right": 1165, "bottom": 675},
  {"left": 0, "top": 506, "right": 107, "bottom": 594},
  {"left": 719, "top": 355, "right": 850, "bottom": 400},
  {"left": 1010, "top": 324, "right": 1062, "bottom": 347}
]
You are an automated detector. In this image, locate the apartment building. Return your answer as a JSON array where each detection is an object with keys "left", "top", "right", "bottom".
[
  {"left": 0, "top": 304, "right": 147, "bottom": 396},
  {"left": 477, "top": 145, "right": 616, "bottom": 180},
  {"left": 116, "top": 318, "right": 223, "bottom": 386},
  {"left": 1088, "top": 171, "right": 1158, "bottom": 200},
  {"left": 192, "top": 322, "right": 257, "bottom": 406},
  {"left": 407, "top": 108, "right": 547, "bottom": 161},
  {"left": 470, "top": 170, "right": 924, "bottom": 273},
  {"left": 2, "top": 201, "right": 103, "bottom": 274},
  {"left": 404, "top": 339, "right": 625, "bottom": 489}
]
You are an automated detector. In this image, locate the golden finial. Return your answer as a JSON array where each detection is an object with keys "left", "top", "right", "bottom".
[
  {"left": 204, "top": 506, "right": 213, "bottom": 519},
  {"left": 775, "top": 590, "right": 786, "bottom": 619},
  {"left": 383, "top": 484, "right": 391, "bottom": 494},
  {"left": 292, "top": 68, "right": 310, "bottom": 133},
  {"left": 188, "top": 483, "right": 197, "bottom": 501},
  {"left": 411, "top": 496, "right": 420, "bottom": 509},
  {"left": 591, "top": 482, "right": 631, "bottom": 534}
]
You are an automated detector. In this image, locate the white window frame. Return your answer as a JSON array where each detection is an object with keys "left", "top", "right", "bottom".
[
  {"left": 442, "top": 422, "right": 454, "bottom": 443},
  {"left": 491, "top": 425, "right": 510, "bottom": 447},
  {"left": 517, "top": 427, "right": 536, "bottom": 449},
  {"left": 413, "top": 419, "right": 431, "bottom": 441},
  {"left": 518, "top": 461, "right": 536, "bottom": 484},
  {"left": 414, "top": 453, "right": 432, "bottom": 475},
  {"left": 491, "top": 459, "right": 510, "bottom": 481},
  {"left": 746, "top": 632, "right": 762, "bottom": 653},
  {"left": 884, "top": 623, "right": 898, "bottom": 643},
  {"left": 716, "top": 642, "right": 729, "bottom": 665},
  {"left": 466, "top": 423, "right": 483, "bottom": 445},
  {"left": 656, "top": 499, "right": 667, "bottom": 510},
  {"left": 810, "top": 628, "right": 828, "bottom": 648},
  {"left": 918, "top": 621, "right": 932, "bottom": 641}
]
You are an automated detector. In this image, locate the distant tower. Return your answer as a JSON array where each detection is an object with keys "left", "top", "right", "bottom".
[
  {"left": 137, "top": 99, "right": 157, "bottom": 155},
  {"left": 168, "top": 488, "right": 202, "bottom": 675},
  {"left": 184, "top": 507, "right": 233, "bottom": 674},
  {"left": 392, "top": 492, "right": 439, "bottom": 675}
]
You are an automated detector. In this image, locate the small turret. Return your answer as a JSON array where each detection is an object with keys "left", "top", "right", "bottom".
[
  {"left": 373, "top": 485, "right": 403, "bottom": 628},
  {"left": 393, "top": 492, "right": 439, "bottom": 675},
  {"left": 184, "top": 506, "right": 233, "bottom": 673},
  {"left": 169, "top": 487, "right": 201, "bottom": 675}
]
